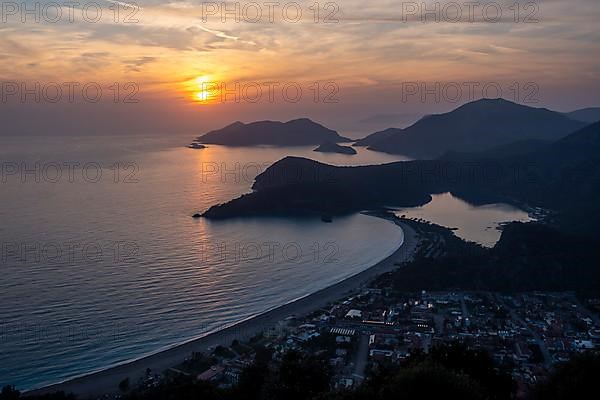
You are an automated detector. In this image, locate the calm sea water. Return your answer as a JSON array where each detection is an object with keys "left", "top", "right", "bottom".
[
  {"left": 0, "top": 135, "right": 408, "bottom": 390},
  {"left": 394, "top": 193, "right": 532, "bottom": 247}
]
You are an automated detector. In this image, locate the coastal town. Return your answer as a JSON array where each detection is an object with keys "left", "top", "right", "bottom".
[
  {"left": 125, "top": 288, "right": 599, "bottom": 399},
  {"left": 76, "top": 217, "right": 599, "bottom": 400},
  {"left": 12, "top": 216, "right": 597, "bottom": 400}
]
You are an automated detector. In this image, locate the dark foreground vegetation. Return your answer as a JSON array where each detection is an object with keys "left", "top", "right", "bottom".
[
  {"left": 382, "top": 219, "right": 600, "bottom": 297},
  {"left": 3, "top": 346, "right": 598, "bottom": 400}
]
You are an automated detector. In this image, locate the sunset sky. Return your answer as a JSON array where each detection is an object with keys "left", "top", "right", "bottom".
[{"left": 1, "top": 0, "right": 599, "bottom": 136}]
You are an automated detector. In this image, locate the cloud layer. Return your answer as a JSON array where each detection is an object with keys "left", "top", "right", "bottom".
[{"left": 1, "top": 0, "right": 599, "bottom": 134}]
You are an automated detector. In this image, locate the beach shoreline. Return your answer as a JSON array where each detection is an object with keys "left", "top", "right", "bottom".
[{"left": 27, "top": 218, "right": 418, "bottom": 399}]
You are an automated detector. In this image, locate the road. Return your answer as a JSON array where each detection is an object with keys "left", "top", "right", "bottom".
[{"left": 352, "top": 334, "right": 370, "bottom": 383}]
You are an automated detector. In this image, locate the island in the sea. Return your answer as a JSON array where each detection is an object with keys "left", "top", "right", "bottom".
[
  {"left": 313, "top": 141, "right": 357, "bottom": 155},
  {"left": 195, "top": 118, "right": 350, "bottom": 146}
]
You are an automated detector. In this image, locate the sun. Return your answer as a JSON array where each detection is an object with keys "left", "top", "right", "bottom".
[{"left": 192, "top": 75, "right": 219, "bottom": 103}]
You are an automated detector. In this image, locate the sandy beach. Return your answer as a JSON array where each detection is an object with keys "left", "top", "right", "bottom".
[{"left": 28, "top": 219, "right": 418, "bottom": 399}]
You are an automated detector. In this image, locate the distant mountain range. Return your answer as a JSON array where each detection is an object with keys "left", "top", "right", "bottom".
[
  {"left": 354, "top": 98, "right": 586, "bottom": 158},
  {"left": 563, "top": 107, "right": 600, "bottom": 123},
  {"left": 203, "top": 120, "right": 600, "bottom": 234},
  {"left": 193, "top": 101, "right": 598, "bottom": 156},
  {"left": 196, "top": 118, "right": 350, "bottom": 146}
]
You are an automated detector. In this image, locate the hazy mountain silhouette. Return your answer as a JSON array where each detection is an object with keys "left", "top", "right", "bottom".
[
  {"left": 563, "top": 107, "right": 600, "bottom": 123},
  {"left": 196, "top": 118, "right": 350, "bottom": 146},
  {"left": 357, "top": 98, "right": 585, "bottom": 158},
  {"left": 353, "top": 127, "right": 400, "bottom": 147},
  {"left": 440, "top": 139, "right": 551, "bottom": 161},
  {"left": 354, "top": 113, "right": 422, "bottom": 130}
]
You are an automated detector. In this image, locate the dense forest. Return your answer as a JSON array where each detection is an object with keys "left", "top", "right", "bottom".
[{"left": 381, "top": 220, "right": 600, "bottom": 296}]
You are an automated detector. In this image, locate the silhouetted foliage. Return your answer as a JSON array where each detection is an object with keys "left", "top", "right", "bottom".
[
  {"left": 312, "top": 344, "right": 515, "bottom": 400},
  {"left": 0, "top": 386, "right": 75, "bottom": 400},
  {"left": 119, "top": 377, "right": 130, "bottom": 392},
  {"left": 0, "top": 387, "right": 19, "bottom": 400},
  {"left": 387, "top": 222, "right": 600, "bottom": 296},
  {"left": 125, "top": 376, "right": 224, "bottom": 400},
  {"left": 416, "top": 343, "right": 514, "bottom": 399},
  {"left": 532, "top": 351, "right": 600, "bottom": 400},
  {"left": 261, "top": 351, "right": 332, "bottom": 400},
  {"left": 8, "top": 347, "right": 600, "bottom": 400}
]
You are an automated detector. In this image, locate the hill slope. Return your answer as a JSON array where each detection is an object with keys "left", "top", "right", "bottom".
[
  {"left": 563, "top": 107, "right": 600, "bottom": 123},
  {"left": 353, "top": 127, "right": 401, "bottom": 147},
  {"left": 358, "top": 99, "right": 585, "bottom": 158}
]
